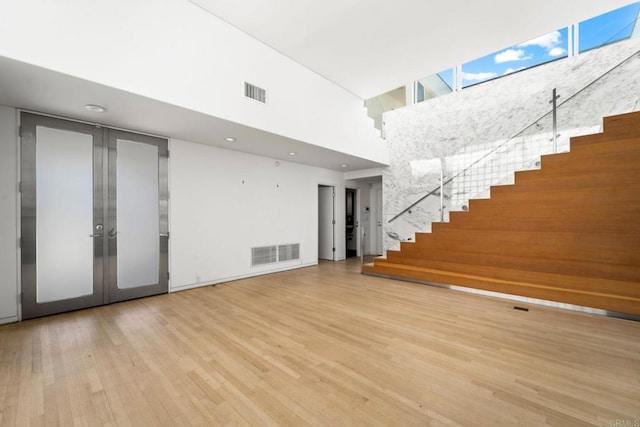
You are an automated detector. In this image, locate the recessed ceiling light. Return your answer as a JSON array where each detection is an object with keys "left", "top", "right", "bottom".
[
  {"left": 288, "top": 152, "right": 296, "bottom": 156},
  {"left": 85, "top": 104, "right": 107, "bottom": 113},
  {"left": 340, "top": 164, "right": 349, "bottom": 168},
  {"left": 225, "top": 137, "right": 236, "bottom": 142}
]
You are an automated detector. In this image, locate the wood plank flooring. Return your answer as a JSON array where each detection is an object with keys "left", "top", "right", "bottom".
[{"left": 1, "top": 259, "right": 639, "bottom": 426}]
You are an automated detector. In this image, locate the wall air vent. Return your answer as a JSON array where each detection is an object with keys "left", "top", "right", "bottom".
[
  {"left": 251, "top": 245, "right": 277, "bottom": 266},
  {"left": 244, "top": 82, "right": 266, "bottom": 103},
  {"left": 278, "top": 244, "right": 300, "bottom": 262},
  {"left": 251, "top": 243, "right": 301, "bottom": 267}
]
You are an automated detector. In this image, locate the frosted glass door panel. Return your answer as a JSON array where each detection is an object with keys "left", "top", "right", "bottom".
[
  {"left": 36, "top": 126, "right": 94, "bottom": 303},
  {"left": 116, "top": 139, "right": 159, "bottom": 289}
]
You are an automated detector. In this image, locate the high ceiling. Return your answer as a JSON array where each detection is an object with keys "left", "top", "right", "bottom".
[
  {"left": 0, "top": 0, "right": 635, "bottom": 172},
  {"left": 190, "top": 0, "right": 635, "bottom": 99}
]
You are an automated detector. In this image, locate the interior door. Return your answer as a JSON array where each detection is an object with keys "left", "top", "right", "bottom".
[
  {"left": 20, "top": 113, "right": 168, "bottom": 319},
  {"left": 21, "top": 113, "right": 105, "bottom": 318},
  {"left": 318, "top": 185, "right": 335, "bottom": 260},
  {"left": 107, "top": 130, "right": 168, "bottom": 302}
]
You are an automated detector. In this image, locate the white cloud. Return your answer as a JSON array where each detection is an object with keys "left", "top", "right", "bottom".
[
  {"left": 494, "top": 48, "right": 532, "bottom": 64},
  {"left": 462, "top": 71, "right": 498, "bottom": 81},
  {"left": 519, "top": 30, "right": 562, "bottom": 50},
  {"left": 503, "top": 66, "right": 526, "bottom": 75},
  {"left": 549, "top": 47, "right": 566, "bottom": 57}
]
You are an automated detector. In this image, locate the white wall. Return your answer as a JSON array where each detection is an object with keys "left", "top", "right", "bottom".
[
  {"left": 0, "top": 105, "right": 18, "bottom": 323},
  {"left": 169, "top": 139, "right": 348, "bottom": 291},
  {"left": 0, "top": 0, "right": 387, "bottom": 164}
]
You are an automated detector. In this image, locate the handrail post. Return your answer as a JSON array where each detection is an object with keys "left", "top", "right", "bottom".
[
  {"left": 440, "top": 161, "right": 444, "bottom": 222},
  {"left": 360, "top": 227, "right": 365, "bottom": 265},
  {"left": 551, "top": 88, "right": 559, "bottom": 153}
]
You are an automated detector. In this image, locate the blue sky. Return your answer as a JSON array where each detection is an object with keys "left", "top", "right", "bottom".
[
  {"left": 580, "top": 1, "right": 640, "bottom": 51},
  {"left": 434, "top": 1, "right": 640, "bottom": 89}
]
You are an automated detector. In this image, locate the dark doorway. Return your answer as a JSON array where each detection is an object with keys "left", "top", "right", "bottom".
[{"left": 346, "top": 188, "right": 357, "bottom": 258}]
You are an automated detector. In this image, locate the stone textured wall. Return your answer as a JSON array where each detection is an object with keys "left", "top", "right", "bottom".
[{"left": 383, "top": 37, "right": 640, "bottom": 252}]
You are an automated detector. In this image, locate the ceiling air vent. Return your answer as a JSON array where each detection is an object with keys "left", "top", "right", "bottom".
[{"left": 244, "top": 82, "right": 266, "bottom": 103}]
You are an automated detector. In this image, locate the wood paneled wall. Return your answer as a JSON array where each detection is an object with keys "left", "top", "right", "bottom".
[{"left": 363, "top": 111, "right": 640, "bottom": 315}]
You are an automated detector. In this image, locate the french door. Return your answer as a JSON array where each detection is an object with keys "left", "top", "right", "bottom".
[{"left": 20, "top": 112, "right": 168, "bottom": 319}]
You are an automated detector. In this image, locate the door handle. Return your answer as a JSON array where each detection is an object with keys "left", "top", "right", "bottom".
[
  {"left": 108, "top": 228, "right": 117, "bottom": 238},
  {"left": 91, "top": 224, "right": 103, "bottom": 237}
]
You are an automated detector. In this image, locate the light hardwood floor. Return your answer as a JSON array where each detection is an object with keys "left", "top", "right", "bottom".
[{"left": 1, "top": 259, "right": 639, "bottom": 426}]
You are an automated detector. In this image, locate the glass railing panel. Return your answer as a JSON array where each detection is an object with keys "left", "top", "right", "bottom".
[
  {"left": 579, "top": 2, "right": 640, "bottom": 53},
  {"left": 383, "top": 157, "right": 446, "bottom": 251},
  {"left": 444, "top": 112, "right": 552, "bottom": 213}
]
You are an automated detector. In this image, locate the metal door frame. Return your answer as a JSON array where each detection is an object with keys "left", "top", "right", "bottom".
[{"left": 20, "top": 112, "right": 169, "bottom": 319}]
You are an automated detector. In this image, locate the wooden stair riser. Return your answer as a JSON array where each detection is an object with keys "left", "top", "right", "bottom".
[
  {"left": 363, "top": 263, "right": 640, "bottom": 316},
  {"left": 439, "top": 209, "right": 640, "bottom": 234},
  {"left": 384, "top": 250, "right": 640, "bottom": 283},
  {"left": 501, "top": 170, "right": 639, "bottom": 195},
  {"left": 570, "top": 133, "right": 610, "bottom": 146},
  {"left": 603, "top": 111, "right": 640, "bottom": 137},
  {"left": 540, "top": 145, "right": 639, "bottom": 173},
  {"left": 471, "top": 187, "right": 637, "bottom": 209},
  {"left": 396, "top": 242, "right": 640, "bottom": 280},
  {"left": 408, "top": 230, "right": 639, "bottom": 264},
  {"left": 569, "top": 136, "right": 639, "bottom": 155},
  {"left": 372, "top": 258, "right": 640, "bottom": 298}
]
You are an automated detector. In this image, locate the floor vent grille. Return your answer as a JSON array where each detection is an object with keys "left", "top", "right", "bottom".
[{"left": 244, "top": 82, "right": 266, "bottom": 103}]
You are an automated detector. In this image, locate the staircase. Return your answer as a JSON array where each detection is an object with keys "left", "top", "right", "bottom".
[{"left": 363, "top": 111, "right": 640, "bottom": 316}]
